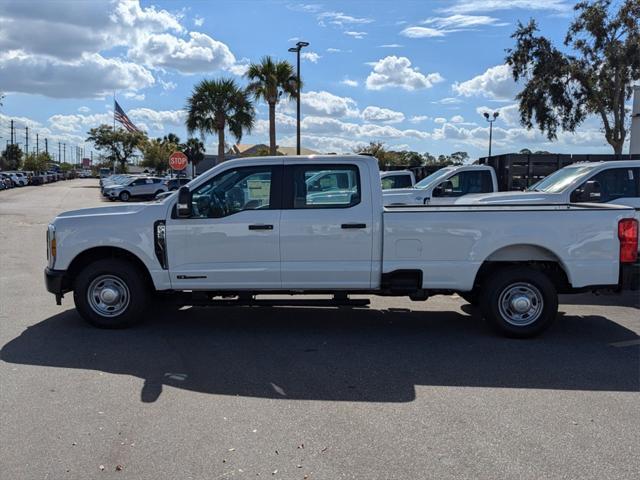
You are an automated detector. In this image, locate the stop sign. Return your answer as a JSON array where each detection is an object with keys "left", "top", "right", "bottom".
[{"left": 169, "top": 151, "right": 188, "bottom": 171}]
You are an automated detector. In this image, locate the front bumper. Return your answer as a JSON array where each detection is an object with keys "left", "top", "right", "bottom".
[
  {"left": 620, "top": 262, "right": 640, "bottom": 291},
  {"left": 45, "top": 268, "right": 68, "bottom": 304}
]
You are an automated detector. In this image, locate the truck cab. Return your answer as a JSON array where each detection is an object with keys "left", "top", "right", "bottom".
[{"left": 383, "top": 165, "right": 497, "bottom": 205}]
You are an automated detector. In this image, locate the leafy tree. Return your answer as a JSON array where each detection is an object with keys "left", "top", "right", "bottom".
[
  {"left": 506, "top": 0, "right": 640, "bottom": 154},
  {"left": 142, "top": 136, "right": 179, "bottom": 173},
  {"left": 422, "top": 152, "right": 437, "bottom": 164},
  {"left": 86, "top": 125, "right": 146, "bottom": 173},
  {"left": 180, "top": 138, "right": 206, "bottom": 174},
  {"left": 59, "top": 162, "right": 73, "bottom": 172},
  {"left": 186, "top": 78, "right": 255, "bottom": 162},
  {"left": 519, "top": 148, "right": 533, "bottom": 154},
  {"left": 245, "top": 56, "right": 297, "bottom": 155},
  {"left": 1, "top": 144, "right": 23, "bottom": 170},
  {"left": 449, "top": 151, "right": 469, "bottom": 164},
  {"left": 22, "top": 151, "right": 50, "bottom": 172}
]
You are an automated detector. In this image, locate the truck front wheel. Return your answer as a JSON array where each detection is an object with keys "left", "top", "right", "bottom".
[
  {"left": 73, "top": 258, "right": 149, "bottom": 328},
  {"left": 480, "top": 266, "right": 558, "bottom": 338}
]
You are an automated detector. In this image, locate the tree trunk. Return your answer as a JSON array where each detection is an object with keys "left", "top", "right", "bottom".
[
  {"left": 218, "top": 128, "right": 225, "bottom": 162},
  {"left": 610, "top": 139, "right": 624, "bottom": 155},
  {"left": 269, "top": 102, "right": 276, "bottom": 156}
]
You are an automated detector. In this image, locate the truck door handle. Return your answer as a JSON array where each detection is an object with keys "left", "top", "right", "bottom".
[
  {"left": 248, "top": 224, "right": 274, "bottom": 230},
  {"left": 341, "top": 223, "right": 367, "bottom": 229}
]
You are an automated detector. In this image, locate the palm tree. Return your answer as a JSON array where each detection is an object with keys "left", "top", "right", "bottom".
[
  {"left": 180, "top": 137, "right": 205, "bottom": 176},
  {"left": 185, "top": 78, "right": 255, "bottom": 161},
  {"left": 246, "top": 56, "right": 298, "bottom": 156}
]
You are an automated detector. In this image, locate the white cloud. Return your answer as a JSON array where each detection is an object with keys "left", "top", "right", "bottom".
[
  {"left": 423, "top": 14, "right": 507, "bottom": 29},
  {"left": 379, "top": 44, "right": 403, "bottom": 48},
  {"left": 326, "top": 48, "right": 342, "bottom": 53},
  {"left": 409, "top": 115, "right": 429, "bottom": 123},
  {"left": 128, "top": 31, "right": 237, "bottom": 74},
  {"left": 366, "top": 56, "right": 444, "bottom": 91},
  {"left": 0, "top": 0, "right": 244, "bottom": 98},
  {"left": 452, "top": 64, "right": 518, "bottom": 100},
  {"left": 475, "top": 104, "right": 521, "bottom": 126},
  {"left": 450, "top": 115, "right": 464, "bottom": 123},
  {"left": 344, "top": 31, "right": 367, "bottom": 39},
  {"left": 432, "top": 97, "right": 463, "bottom": 105},
  {"left": 301, "top": 51, "right": 321, "bottom": 63},
  {"left": 194, "top": 15, "right": 204, "bottom": 27},
  {"left": 0, "top": 51, "right": 155, "bottom": 98},
  {"left": 361, "top": 106, "right": 405, "bottom": 124},
  {"left": 284, "top": 91, "right": 360, "bottom": 118},
  {"left": 159, "top": 79, "right": 177, "bottom": 91},
  {"left": 128, "top": 108, "right": 186, "bottom": 130},
  {"left": 78, "top": 106, "right": 91, "bottom": 113},
  {"left": 402, "top": 14, "right": 507, "bottom": 38},
  {"left": 400, "top": 27, "right": 446, "bottom": 38},
  {"left": 341, "top": 78, "right": 359, "bottom": 87},
  {"left": 440, "top": 0, "right": 571, "bottom": 14},
  {"left": 317, "top": 11, "right": 373, "bottom": 27},
  {"left": 434, "top": 117, "right": 447, "bottom": 124},
  {"left": 124, "top": 91, "right": 145, "bottom": 101}
]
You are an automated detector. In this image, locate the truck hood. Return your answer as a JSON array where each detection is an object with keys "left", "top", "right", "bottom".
[
  {"left": 455, "top": 191, "right": 564, "bottom": 204},
  {"left": 54, "top": 203, "right": 160, "bottom": 220}
]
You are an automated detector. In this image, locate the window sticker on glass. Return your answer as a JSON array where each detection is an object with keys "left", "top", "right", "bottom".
[
  {"left": 629, "top": 169, "right": 634, "bottom": 180},
  {"left": 247, "top": 179, "right": 270, "bottom": 200}
]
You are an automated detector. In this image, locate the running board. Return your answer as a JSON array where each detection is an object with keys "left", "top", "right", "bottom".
[{"left": 174, "top": 293, "right": 370, "bottom": 308}]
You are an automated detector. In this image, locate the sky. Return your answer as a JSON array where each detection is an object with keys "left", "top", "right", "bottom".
[{"left": 0, "top": 0, "right": 629, "bottom": 162}]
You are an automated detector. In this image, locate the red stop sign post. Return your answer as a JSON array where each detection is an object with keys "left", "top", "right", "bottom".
[{"left": 169, "top": 151, "right": 188, "bottom": 171}]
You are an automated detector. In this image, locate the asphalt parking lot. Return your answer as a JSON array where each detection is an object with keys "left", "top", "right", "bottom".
[{"left": 1, "top": 179, "right": 639, "bottom": 480}]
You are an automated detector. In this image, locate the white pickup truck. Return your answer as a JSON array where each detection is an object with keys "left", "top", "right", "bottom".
[
  {"left": 383, "top": 165, "right": 498, "bottom": 205},
  {"left": 45, "top": 155, "right": 638, "bottom": 338},
  {"left": 460, "top": 161, "right": 640, "bottom": 250}
]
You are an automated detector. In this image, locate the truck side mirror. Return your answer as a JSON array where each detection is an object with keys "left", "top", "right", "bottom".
[
  {"left": 433, "top": 180, "right": 454, "bottom": 197},
  {"left": 176, "top": 186, "right": 192, "bottom": 218},
  {"left": 583, "top": 180, "right": 601, "bottom": 199}
]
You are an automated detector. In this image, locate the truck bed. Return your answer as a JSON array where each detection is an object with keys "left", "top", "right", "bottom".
[{"left": 382, "top": 203, "right": 634, "bottom": 290}]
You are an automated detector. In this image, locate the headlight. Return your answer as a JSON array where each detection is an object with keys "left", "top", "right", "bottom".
[{"left": 46, "top": 224, "right": 56, "bottom": 268}]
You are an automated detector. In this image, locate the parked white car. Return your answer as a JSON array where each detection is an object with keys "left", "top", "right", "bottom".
[
  {"left": 380, "top": 170, "right": 416, "bottom": 189},
  {"left": 45, "top": 155, "right": 638, "bottom": 338},
  {"left": 383, "top": 165, "right": 497, "bottom": 205}
]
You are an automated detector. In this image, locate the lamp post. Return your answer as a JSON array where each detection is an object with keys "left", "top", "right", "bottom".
[
  {"left": 483, "top": 111, "right": 499, "bottom": 158},
  {"left": 288, "top": 41, "right": 309, "bottom": 155}
]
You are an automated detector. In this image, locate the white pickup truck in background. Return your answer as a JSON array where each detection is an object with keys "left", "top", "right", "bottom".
[
  {"left": 460, "top": 161, "right": 640, "bottom": 250},
  {"left": 383, "top": 165, "right": 498, "bottom": 205},
  {"left": 45, "top": 155, "right": 638, "bottom": 338},
  {"left": 380, "top": 170, "right": 416, "bottom": 189}
]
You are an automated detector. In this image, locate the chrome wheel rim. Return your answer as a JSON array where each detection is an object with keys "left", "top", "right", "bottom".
[
  {"left": 498, "top": 282, "right": 543, "bottom": 327},
  {"left": 87, "top": 274, "right": 130, "bottom": 317}
]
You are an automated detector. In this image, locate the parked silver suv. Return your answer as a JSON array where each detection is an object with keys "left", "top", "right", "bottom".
[{"left": 104, "top": 176, "right": 167, "bottom": 201}]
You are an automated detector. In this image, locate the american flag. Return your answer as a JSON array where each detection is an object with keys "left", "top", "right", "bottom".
[{"left": 114, "top": 100, "right": 141, "bottom": 133}]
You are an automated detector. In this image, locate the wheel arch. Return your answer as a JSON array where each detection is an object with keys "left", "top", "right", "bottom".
[
  {"left": 65, "top": 246, "right": 154, "bottom": 291},
  {"left": 474, "top": 244, "right": 572, "bottom": 293}
]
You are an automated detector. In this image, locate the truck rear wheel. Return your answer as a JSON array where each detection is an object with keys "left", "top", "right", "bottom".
[
  {"left": 480, "top": 266, "right": 558, "bottom": 338},
  {"left": 73, "top": 258, "right": 149, "bottom": 328}
]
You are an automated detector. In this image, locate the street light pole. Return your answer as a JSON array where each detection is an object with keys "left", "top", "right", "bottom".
[
  {"left": 483, "top": 111, "right": 499, "bottom": 158},
  {"left": 288, "top": 41, "right": 309, "bottom": 155}
]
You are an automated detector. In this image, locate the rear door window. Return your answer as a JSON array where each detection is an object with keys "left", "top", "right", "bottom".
[
  {"left": 575, "top": 167, "right": 639, "bottom": 203},
  {"left": 288, "top": 165, "right": 361, "bottom": 208}
]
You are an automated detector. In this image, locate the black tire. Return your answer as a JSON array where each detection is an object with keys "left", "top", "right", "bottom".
[
  {"left": 119, "top": 191, "right": 130, "bottom": 202},
  {"left": 73, "top": 258, "right": 150, "bottom": 328},
  {"left": 154, "top": 190, "right": 164, "bottom": 197},
  {"left": 480, "top": 266, "right": 558, "bottom": 338}
]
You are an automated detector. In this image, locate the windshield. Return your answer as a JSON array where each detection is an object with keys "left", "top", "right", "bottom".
[
  {"left": 528, "top": 165, "right": 598, "bottom": 193},
  {"left": 413, "top": 168, "right": 454, "bottom": 189}
]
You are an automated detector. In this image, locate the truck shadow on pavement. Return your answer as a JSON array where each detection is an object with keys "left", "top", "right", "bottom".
[{"left": 2, "top": 305, "right": 638, "bottom": 403}]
